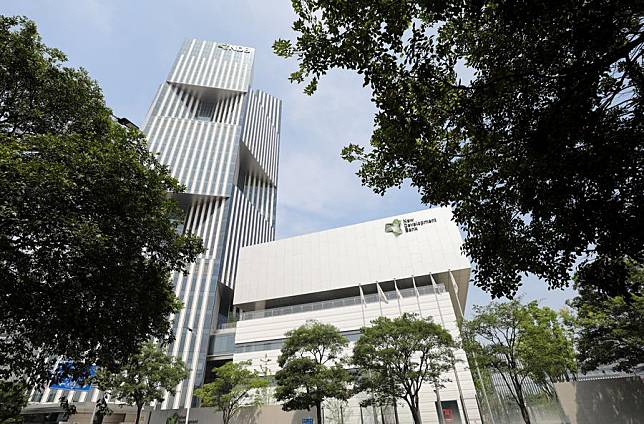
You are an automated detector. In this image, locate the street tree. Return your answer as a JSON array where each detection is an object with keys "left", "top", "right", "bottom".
[
  {"left": 0, "top": 16, "right": 203, "bottom": 384},
  {"left": 352, "top": 313, "right": 455, "bottom": 424},
  {"left": 568, "top": 259, "right": 644, "bottom": 372},
  {"left": 95, "top": 342, "right": 187, "bottom": 424},
  {"left": 194, "top": 361, "right": 268, "bottom": 424},
  {"left": 257, "top": 354, "right": 274, "bottom": 405},
  {"left": 274, "top": 321, "right": 352, "bottom": 424},
  {"left": 324, "top": 399, "right": 352, "bottom": 424},
  {"left": 462, "top": 301, "right": 576, "bottom": 424},
  {"left": 0, "top": 381, "right": 28, "bottom": 424},
  {"left": 274, "top": 0, "right": 644, "bottom": 298}
]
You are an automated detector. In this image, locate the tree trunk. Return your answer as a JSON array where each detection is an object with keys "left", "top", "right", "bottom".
[
  {"left": 410, "top": 406, "right": 423, "bottom": 424},
  {"left": 516, "top": 389, "right": 531, "bottom": 424},
  {"left": 316, "top": 401, "right": 323, "bottom": 424},
  {"left": 135, "top": 404, "right": 143, "bottom": 424},
  {"left": 393, "top": 401, "right": 400, "bottom": 424},
  {"left": 518, "top": 402, "right": 531, "bottom": 424}
]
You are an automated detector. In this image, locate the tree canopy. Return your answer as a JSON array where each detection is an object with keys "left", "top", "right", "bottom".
[
  {"left": 462, "top": 301, "right": 576, "bottom": 424},
  {"left": 352, "top": 313, "right": 455, "bottom": 424},
  {"left": 194, "top": 361, "right": 268, "bottom": 424},
  {"left": 274, "top": 0, "right": 644, "bottom": 298},
  {"left": 0, "top": 381, "right": 28, "bottom": 424},
  {"left": 569, "top": 259, "right": 644, "bottom": 372},
  {"left": 0, "top": 16, "right": 203, "bottom": 384},
  {"left": 95, "top": 342, "right": 187, "bottom": 424},
  {"left": 274, "top": 321, "right": 352, "bottom": 424}
]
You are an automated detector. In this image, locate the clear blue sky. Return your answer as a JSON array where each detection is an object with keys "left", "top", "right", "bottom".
[{"left": 3, "top": 0, "right": 576, "bottom": 315}]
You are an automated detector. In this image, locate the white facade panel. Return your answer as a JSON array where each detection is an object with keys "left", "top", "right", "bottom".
[
  {"left": 233, "top": 290, "right": 482, "bottom": 424},
  {"left": 235, "top": 290, "right": 456, "bottom": 344},
  {"left": 234, "top": 207, "right": 469, "bottom": 307},
  {"left": 228, "top": 205, "right": 481, "bottom": 423}
]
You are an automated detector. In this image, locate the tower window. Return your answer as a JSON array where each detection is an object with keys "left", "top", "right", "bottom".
[{"left": 196, "top": 101, "right": 215, "bottom": 121}]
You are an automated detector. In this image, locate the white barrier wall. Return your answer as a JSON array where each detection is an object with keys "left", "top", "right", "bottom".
[
  {"left": 234, "top": 207, "right": 469, "bottom": 308},
  {"left": 233, "top": 289, "right": 482, "bottom": 424}
]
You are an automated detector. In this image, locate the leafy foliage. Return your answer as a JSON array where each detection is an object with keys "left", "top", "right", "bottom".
[
  {"left": 194, "top": 361, "right": 268, "bottom": 424},
  {"left": 0, "top": 381, "right": 28, "bottom": 424},
  {"left": 462, "top": 301, "right": 576, "bottom": 424},
  {"left": 352, "top": 313, "right": 455, "bottom": 424},
  {"left": 0, "top": 16, "right": 110, "bottom": 137},
  {"left": 274, "top": 321, "right": 352, "bottom": 424},
  {"left": 569, "top": 259, "right": 644, "bottom": 372},
  {"left": 95, "top": 342, "right": 187, "bottom": 424},
  {"left": 0, "top": 16, "right": 203, "bottom": 384},
  {"left": 58, "top": 398, "right": 78, "bottom": 422},
  {"left": 275, "top": 0, "right": 644, "bottom": 298}
]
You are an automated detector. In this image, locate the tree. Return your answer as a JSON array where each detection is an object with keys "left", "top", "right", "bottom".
[
  {"left": 274, "top": 0, "right": 644, "bottom": 298},
  {"left": 568, "top": 259, "right": 644, "bottom": 372},
  {"left": 462, "top": 301, "right": 576, "bottom": 424},
  {"left": 274, "top": 321, "right": 352, "bottom": 424},
  {"left": 0, "top": 16, "right": 203, "bottom": 384},
  {"left": 194, "top": 361, "right": 268, "bottom": 424},
  {"left": 95, "top": 342, "right": 187, "bottom": 424},
  {"left": 257, "top": 354, "right": 274, "bottom": 405},
  {"left": 58, "top": 398, "right": 78, "bottom": 422},
  {"left": 324, "top": 399, "right": 352, "bottom": 424},
  {"left": 0, "top": 381, "right": 28, "bottom": 424},
  {"left": 352, "top": 313, "right": 455, "bottom": 424}
]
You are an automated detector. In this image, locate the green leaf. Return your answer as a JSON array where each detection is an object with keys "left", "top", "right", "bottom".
[
  {"left": 273, "top": 0, "right": 644, "bottom": 298},
  {"left": 0, "top": 16, "right": 204, "bottom": 385}
]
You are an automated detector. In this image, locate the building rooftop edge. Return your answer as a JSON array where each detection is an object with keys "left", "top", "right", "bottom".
[{"left": 265, "top": 205, "right": 455, "bottom": 245}]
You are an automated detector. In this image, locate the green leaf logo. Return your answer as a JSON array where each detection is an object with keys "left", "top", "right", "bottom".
[{"left": 384, "top": 219, "right": 403, "bottom": 236}]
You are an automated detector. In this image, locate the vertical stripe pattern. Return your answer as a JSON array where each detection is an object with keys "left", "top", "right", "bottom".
[
  {"left": 241, "top": 90, "right": 281, "bottom": 185},
  {"left": 166, "top": 39, "right": 254, "bottom": 92},
  {"left": 145, "top": 39, "right": 279, "bottom": 410},
  {"left": 220, "top": 186, "right": 275, "bottom": 288},
  {"left": 33, "top": 39, "right": 280, "bottom": 409}
]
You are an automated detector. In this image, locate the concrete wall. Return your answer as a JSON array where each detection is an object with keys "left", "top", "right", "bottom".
[
  {"left": 555, "top": 376, "right": 644, "bottom": 424},
  {"left": 146, "top": 405, "right": 312, "bottom": 424}
]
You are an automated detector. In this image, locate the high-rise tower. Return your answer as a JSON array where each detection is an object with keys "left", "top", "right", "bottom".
[
  {"left": 23, "top": 39, "right": 280, "bottom": 416},
  {"left": 142, "top": 39, "right": 281, "bottom": 409}
]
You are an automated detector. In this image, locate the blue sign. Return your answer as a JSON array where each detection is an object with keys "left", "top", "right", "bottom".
[
  {"left": 49, "top": 363, "right": 95, "bottom": 392},
  {"left": 302, "top": 418, "right": 313, "bottom": 424}
]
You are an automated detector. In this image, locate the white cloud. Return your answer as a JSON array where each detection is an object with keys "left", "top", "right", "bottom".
[{"left": 275, "top": 69, "right": 423, "bottom": 238}]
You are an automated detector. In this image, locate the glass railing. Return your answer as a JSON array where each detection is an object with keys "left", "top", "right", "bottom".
[
  {"left": 216, "top": 321, "right": 238, "bottom": 330},
  {"left": 233, "top": 329, "right": 362, "bottom": 354},
  {"left": 208, "top": 332, "right": 236, "bottom": 356},
  {"left": 239, "top": 284, "right": 445, "bottom": 321}
]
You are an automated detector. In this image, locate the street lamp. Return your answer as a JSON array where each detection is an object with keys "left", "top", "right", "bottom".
[{"left": 183, "top": 327, "right": 194, "bottom": 424}]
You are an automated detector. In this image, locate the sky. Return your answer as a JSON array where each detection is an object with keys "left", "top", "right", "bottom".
[{"left": 3, "top": 0, "right": 576, "bottom": 315}]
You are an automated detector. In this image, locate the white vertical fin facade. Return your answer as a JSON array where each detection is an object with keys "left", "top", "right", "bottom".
[
  {"left": 141, "top": 39, "right": 281, "bottom": 410},
  {"left": 28, "top": 39, "right": 281, "bottom": 411}
]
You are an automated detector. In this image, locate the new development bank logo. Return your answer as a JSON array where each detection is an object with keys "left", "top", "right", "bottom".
[
  {"left": 385, "top": 217, "right": 437, "bottom": 236},
  {"left": 384, "top": 219, "right": 403, "bottom": 236}
]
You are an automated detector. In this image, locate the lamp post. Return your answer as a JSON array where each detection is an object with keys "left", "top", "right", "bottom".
[{"left": 183, "top": 327, "right": 194, "bottom": 424}]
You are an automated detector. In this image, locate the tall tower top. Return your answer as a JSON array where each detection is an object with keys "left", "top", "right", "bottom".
[{"left": 167, "top": 39, "right": 255, "bottom": 93}]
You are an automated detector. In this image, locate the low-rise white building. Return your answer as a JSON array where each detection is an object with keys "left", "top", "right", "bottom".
[{"left": 212, "top": 207, "right": 483, "bottom": 424}]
